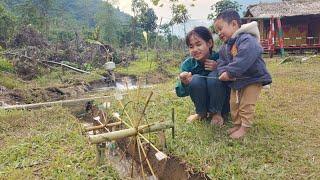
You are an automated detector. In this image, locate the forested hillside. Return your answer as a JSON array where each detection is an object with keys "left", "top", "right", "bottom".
[{"left": 0, "top": 0, "right": 136, "bottom": 47}]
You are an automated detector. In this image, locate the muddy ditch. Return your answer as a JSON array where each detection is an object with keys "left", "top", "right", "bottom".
[
  {"left": 116, "top": 138, "right": 210, "bottom": 180},
  {"left": 0, "top": 63, "right": 175, "bottom": 107},
  {"left": 0, "top": 73, "right": 165, "bottom": 107},
  {"left": 77, "top": 105, "right": 210, "bottom": 180}
]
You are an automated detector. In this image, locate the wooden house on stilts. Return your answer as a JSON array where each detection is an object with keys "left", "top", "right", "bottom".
[{"left": 243, "top": 0, "right": 320, "bottom": 57}]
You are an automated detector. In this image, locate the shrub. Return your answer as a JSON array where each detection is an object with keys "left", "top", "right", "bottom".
[{"left": 0, "top": 58, "right": 14, "bottom": 72}]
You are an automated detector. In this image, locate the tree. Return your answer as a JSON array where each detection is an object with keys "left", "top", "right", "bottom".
[
  {"left": 15, "top": 0, "right": 54, "bottom": 36},
  {"left": 207, "top": 0, "right": 242, "bottom": 20},
  {"left": 130, "top": 0, "right": 148, "bottom": 57},
  {"left": 170, "top": 3, "right": 189, "bottom": 41},
  {"left": 95, "top": 2, "right": 119, "bottom": 44},
  {"left": 0, "top": 4, "right": 16, "bottom": 43},
  {"left": 137, "top": 8, "right": 158, "bottom": 33},
  {"left": 160, "top": 23, "right": 172, "bottom": 49}
]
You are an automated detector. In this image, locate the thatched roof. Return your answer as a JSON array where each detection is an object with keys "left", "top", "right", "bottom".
[{"left": 245, "top": 0, "right": 320, "bottom": 18}]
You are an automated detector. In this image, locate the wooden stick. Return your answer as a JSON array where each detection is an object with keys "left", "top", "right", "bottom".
[
  {"left": 118, "top": 100, "right": 135, "bottom": 127},
  {"left": 94, "top": 117, "right": 110, "bottom": 133},
  {"left": 136, "top": 137, "right": 146, "bottom": 179},
  {"left": 88, "top": 121, "right": 174, "bottom": 144},
  {"left": 138, "top": 137, "right": 156, "bottom": 178},
  {"left": 131, "top": 137, "right": 136, "bottom": 178},
  {"left": 84, "top": 122, "right": 122, "bottom": 132},
  {"left": 136, "top": 91, "right": 153, "bottom": 128}
]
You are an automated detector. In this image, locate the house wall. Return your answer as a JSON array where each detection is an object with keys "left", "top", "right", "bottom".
[
  {"left": 244, "top": 15, "right": 320, "bottom": 47},
  {"left": 281, "top": 18, "right": 308, "bottom": 46},
  {"left": 309, "top": 16, "right": 320, "bottom": 44}
]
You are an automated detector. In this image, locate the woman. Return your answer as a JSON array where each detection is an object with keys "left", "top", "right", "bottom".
[{"left": 175, "top": 26, "right": 230, "bottom": 125}]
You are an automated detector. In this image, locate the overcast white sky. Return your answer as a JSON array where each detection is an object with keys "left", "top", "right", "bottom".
[{"left": 114, "top": 0, "right": 220, "bottom": 23}]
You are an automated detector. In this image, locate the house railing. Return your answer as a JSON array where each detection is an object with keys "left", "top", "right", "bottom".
[{"left": 261, "top": 36, "right": 320, "bottom": 50}]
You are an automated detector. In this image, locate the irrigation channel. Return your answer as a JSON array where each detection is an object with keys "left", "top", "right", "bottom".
[{"left": 1, "top": 76, "right": 210, "bottom": 180}]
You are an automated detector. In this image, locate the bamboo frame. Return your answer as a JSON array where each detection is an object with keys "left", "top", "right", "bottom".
[{"left": 88, "top": 121, "right": 174, "bottom": 144}]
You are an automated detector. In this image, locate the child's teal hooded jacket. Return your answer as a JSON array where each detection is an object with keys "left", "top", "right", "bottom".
[{"left": 175, "top": 53, "right": 219, "bottom": 97}]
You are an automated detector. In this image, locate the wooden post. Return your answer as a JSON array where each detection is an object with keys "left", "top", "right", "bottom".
[
  {"left": 277, "top": 17, "right": 285, "bottom": 57},
  {"left": 171, "top": 108, "right": 175, "bottom": 139},
  {"left": 96, "top": 143, "right": 106, "bottom": 166},
  {"left": 259, "top": 19, "right": 264, "bottom": 41},
  {"left": 268, "top": 16, "right": 275, "bottom": 58}
]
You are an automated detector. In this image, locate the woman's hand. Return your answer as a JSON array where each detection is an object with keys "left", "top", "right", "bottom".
[
  {"left": 179, "top": 72, "right": 192, "bottom": 85},
  {"left": 219, "top": 72, "right": 236, "bottom": 81},
  {"left": 204, "top": 59, "right": 217, "bottom": 71}
]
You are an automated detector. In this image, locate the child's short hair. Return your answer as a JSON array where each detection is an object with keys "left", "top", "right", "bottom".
[
  {"left": 216, "top": 9, "right": 241, "bottom": 27},
  {"left": 186, "top": 26, "right": 213, "bottom": 54}
]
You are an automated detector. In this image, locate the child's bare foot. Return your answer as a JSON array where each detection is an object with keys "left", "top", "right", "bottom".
[
  {"left": 229, "top": 126, "right": 249, "bottom": 139},
  {"left": 227, "top": 125, "right": 241, "bottom": 134},
  {"left": 210, "top": 113, "right": 224, "bottom": 126},
  {"left": 187, "top": 114, "right": 202, "bottom": 123}
]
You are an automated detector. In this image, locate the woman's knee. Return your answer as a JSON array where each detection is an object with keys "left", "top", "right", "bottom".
[
  {"left": 207, "top": 78, "right": 224, "bottom": 89},
  {"left": 190, "top": 76, "right": 206, "bottom": 90}
]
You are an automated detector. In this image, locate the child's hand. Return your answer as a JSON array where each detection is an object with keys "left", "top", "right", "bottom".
[
  {"left": 204, "top": 59, "right": 217, "bottom": 71},
  {"left": 179, "top": 72, "right": 192, "bottom": 85},
  {"left": 219, "top": 72, "right": 235, "bottom": 81}
]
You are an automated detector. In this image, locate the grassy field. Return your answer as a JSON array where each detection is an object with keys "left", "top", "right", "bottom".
[{"left": 1, "top": 55, "right": 319, "bottom": 179}]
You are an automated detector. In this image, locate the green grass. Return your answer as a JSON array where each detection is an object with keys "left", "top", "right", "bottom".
[
  {"left": 113, "top": 57, "right": 320, "bottom": 179},
  {"left": 0, "top": 57, "right": 14, "bottom": 73},
  {"left": 0, "top": 73, "right": 25, "bottom": 89},
  {"left": 0, "top": 67, "right": 103, "bottom": 90},
  {"left": 0, "top": 107, "right": 119, "bottom": 179},
  {"left": 32, "top": 69, "right": 103, "bottom": 88},
  {"left": 115, "top": 49, "right": 184, "bottom": 76},
  {"left": 115, "top": 50, "right": 158, "bottom": 76}
]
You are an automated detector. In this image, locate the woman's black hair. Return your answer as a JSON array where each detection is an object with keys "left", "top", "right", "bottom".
[{"left": 186, "top": 26, "right": 213, "bottom": 54}]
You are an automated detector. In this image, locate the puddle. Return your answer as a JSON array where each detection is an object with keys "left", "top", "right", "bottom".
[{"left": 92, "top": 76, "right": 152, "bottom": 92}]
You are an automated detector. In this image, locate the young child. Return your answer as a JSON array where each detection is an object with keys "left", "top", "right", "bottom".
[
  {"left": 175, "top": 26, "right": 230, "bottom": 125},
  {"left": 214, "top": 9, "right": 272, "bottom": 139}
]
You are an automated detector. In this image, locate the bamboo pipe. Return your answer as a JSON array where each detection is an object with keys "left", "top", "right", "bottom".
[
  {"left": 42, "top": 60, "right": 91, "bottom": 74},
  {"left": 0, "top": 94, "right": 128, "bottom": 110},
  {"left": 89, "top": 121, "right": 174, "bottom": 144}
]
